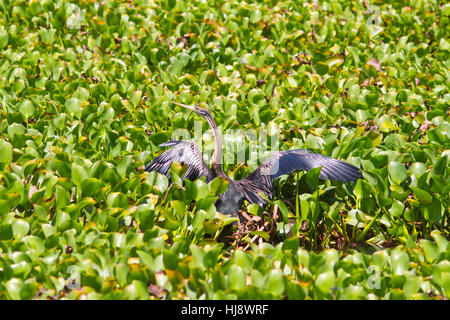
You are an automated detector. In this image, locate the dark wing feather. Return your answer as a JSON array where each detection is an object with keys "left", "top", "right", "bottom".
[
  {"left": 145, "top": 141, "right": 214, "bottom": 182},
  {"left": 236, "top": 149, "right": 361, "bottom": 206}
]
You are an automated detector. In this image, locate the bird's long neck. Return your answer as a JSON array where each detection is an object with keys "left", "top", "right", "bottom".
[{"left": 204, "top": 113, "right": 227, "bottom": 179}]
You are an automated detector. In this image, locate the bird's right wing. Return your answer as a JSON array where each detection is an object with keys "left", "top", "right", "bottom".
[
  {"left": 236, "top": 149, "right": 361, "bottom": 205},
  {"left": 145, "top": 141, "right": 214, "bottom": 182}
]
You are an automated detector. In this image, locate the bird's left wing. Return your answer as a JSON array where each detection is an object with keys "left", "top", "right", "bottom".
[
  {"left": 236, "top": 149, "right": 361, "bottom": 205},
  {"left": 145, "top": 141, "right": 214, "bottom": 182}
]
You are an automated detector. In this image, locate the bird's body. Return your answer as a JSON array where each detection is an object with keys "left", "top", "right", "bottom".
[{"left": 145, "top": 102, "right": 362, "bottom": 216}]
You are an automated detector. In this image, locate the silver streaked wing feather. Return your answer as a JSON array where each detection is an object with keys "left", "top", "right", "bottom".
[
  {"left": 145, "top": 141, "right": 214, "bottom": 182},
  {"left": 237, "top": 149, "right": 361, "bottom": 205}
]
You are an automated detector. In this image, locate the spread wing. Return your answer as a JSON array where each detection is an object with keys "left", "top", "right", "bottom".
[
  {"left": 145, "top": 141, "right": 214, "bottom": 182},
  {"left": 236, "top": 149, "right": 361, "bottom": 206}
]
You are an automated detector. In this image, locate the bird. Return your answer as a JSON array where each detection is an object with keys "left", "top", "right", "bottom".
[{"left": 145, "top": 101, "right": 362, "bottom": 216}]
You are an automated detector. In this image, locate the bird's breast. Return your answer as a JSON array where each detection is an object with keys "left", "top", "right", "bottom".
[{"left": 214, "top": 182, "right": 244, "bottom": 216}]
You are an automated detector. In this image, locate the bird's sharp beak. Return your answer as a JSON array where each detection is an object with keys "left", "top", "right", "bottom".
[{"left": 172, "top": 101, "right": 196, "bottom": 112}]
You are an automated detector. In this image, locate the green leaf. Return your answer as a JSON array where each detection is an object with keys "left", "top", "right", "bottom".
[
  {"left": 286, "top": 280, "right": 307, "bottom": 300},
  {"left": 5, "top": 278, "right": 23, "bottom": 300},
  {"left": 409, "top": 162, "right": 427, "bottom": 177},
  {"left": 124, "top": 280, "right": 149, "bottom": 300},
  {"left": 0, "top": 224, "right": 13, "bottom": 240},
  {"left": 55, "top": 185, "right": 70, "bottom": 210},
  {"left": 305, "top": 166, "right": 322, "bottom": 190},
  {"left": 24, "top": 235, "right": 45, "bottom": 256},
  {"left": 274, "top": 200, "right": 291, "bottom": 223},
  {"left": 81, "top": 178, "right": 103, "bottom": 196},
  {"left": 432, "top": 261, "right": 450, "bottom": 297},
  {"left": 116, "top": 155, "right": 132, "bottom": 179},
  {"left": 315, "top": 271, "right": 336, "bottom": 294},
  {"left": 433, "top": 155, "right": 447, "bottom": 175},
  {"left": 19, "top": 100, "right": 35, "bottom": 119},
  {"left": 265, "top": 269, "right": 285, "bottom": 296},
  {"left": 315, "top": 62, "right": 329, "bottom": 75},
  {"left": 54, "top": 211, "right": 71, "bottom": 231},
  {"left": 208, "top": 177, "right": 229, "bottom": 196},
  {"left": 130, "top": 90, "right": 142, "bottom": 108},
  {"left": 389, "top": 200, "right": 404, "bottom": 218},
  {"left": 249, "top": 230, "right": 270, "bottom": 241},
  {"left": 41, "top": 224, "right": 56, "bottom": 238},
  {"left": 163, "top": 249, "right": 178, "bottom": 270},
  {"left": 71, "top": 163, "right": 88, "bottom": 188},
  {"left": 390, "top": 248, "right": 409, "bottom": 276},
  {"left": 12, "top": 220, "right": 29, "bottom": 239},
  {"left": 106, "top": 192, "right": 128, "bottom": 208},
  {"left": 0, "top": 28, "right": 8, "bottom": 48},
  {"left": 388, "top": 161, "right": 407, "bottom": 184},
  {"left": 410, "top": 187, "right": 432, "bottom": 205},
  {"left": 227, "top": 265, "right": 246, "bottom": 290},
  {"left": 65, "top": 98, "right": 82, "bottom": 118},
  {"left": 420, "top": 239, "right": 439, "bottom": 263},
  {"left": 194, "top": 179, "right": 209, "bottom": 201},
  {"left": 135, "top": 204, "right": 154, "bottom": 231},
  {"left": 0, "top": 140, "right": 13, "bottom": 164}
]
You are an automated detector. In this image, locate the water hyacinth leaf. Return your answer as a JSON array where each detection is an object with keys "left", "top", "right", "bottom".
[
  {"left": 116, "top": 155, "right": 133, "bottom": 179},
  {"left": 54, "top": 211, "right": 71, "bottom": 231},
  {"left": 71, "top": 164, "right": 88, "bottom": 188},
  {"left": 124, "top": 280, "right": 149, "bottom": 300},
  {"left": 286, "top": 281, "right": 307, "bottom": 300},
  {"left": 106, "top": 192, "right": 128, "bottom": 209},
  {"left": 433, "top": 155, "right": 447, "bottom": 175},
  {"left": 153, "top": 173, "right": 168, "bottom": 193},
  {"left": 265, "top": 269, "right": 285, "bottom": 297},
  {"left": 163, "top": 249, "right": 178, "bottom": 270},
  {"left": 227, "top": 265, "right": 246, "bottom": 290},
  {"left": 81, "top": 178, "right": 103, "bottom": 196},
  {"left": 208, "top": 177, "right": 229, "bottom": 196},
  {"left": 23, "top": 235, "right": 45, "bottom": 256},
  {"left": 274, "top": 200, "right": 291, "bottom": 224},
  {"left": 390, "top": 249, "right": 409, "bottom": 276},
  {"left": 0, "top": 140, "right": 13, "bottom": 164},
  {"left": 203, "top": 246, "right": 222, "bottom": 269},
  {"left": 315, "top": 62, "right": 329, "bottom": 75},
  {"left": 0, "top": 28, "right": 8, "bottom": 48},
  {"left": 130, "top": 90, "right": 142, "bottom": 108},
  {"left": 388, "top": 161, "right": 407, "bottom": 184},
  {"left": 249, "top": 230, "right": 270, "bottom": 241},
  {"left": 41, "top": 224, "right": 56, "bottom": 238},
  {"left": 55, "top": 185, "right": 70, "bottom": 210},
  {"left": 171, "top": 200, "right": 185, "bottom": 217},
  {"left": 389, "top": 200, "right": 404, "bottom": 218},
  {"left": 5, "top": 278, "right": 23, "bottom": 300},
  {"left": 194, "top": 179, "right": 209, "bottom": 201},
  {"left": 424, "top": 198, "right": 444, "bottom": 223},
  {"left": 12, "top": 220, "right": 30, "bottom": 239},
  {"left": 135, "top": 204, "right": 155, "bottom": 231},
  {"left": 233, "top": 250, "right": 252, "bottom": 269},
  {"left": 430, "top": 231, "right": 449, "bottom": 253},
  {"left": 409, "top": 162, "right": 427, "bottom": 177},
  {"left": 410, "top": 187, "right": 432, "bottom": 205},
  {"left": 65, "top": 98, "right": 82, "bottom": 118},
  {"left": 315, "top": 271, "right": 336, "bottom": 294},
  {"left": 432, "top": 261, "right": 450, "bottom": 297},
  {"left": 305, "top": 166, "right": 322, "bottom": 190},
  {"left": 0, "top": 223, "right": 13, "bottom": 240},
  {"left": 420, "top": 240, "right": 439, "bottom": 263},
  {"left": 19, "top": 100, "right": 35, "bottom": 119}
]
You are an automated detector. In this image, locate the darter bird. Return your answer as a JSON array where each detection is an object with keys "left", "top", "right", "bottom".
[{"left": 145, "top": 102, "right": 361, "bottom": 216}]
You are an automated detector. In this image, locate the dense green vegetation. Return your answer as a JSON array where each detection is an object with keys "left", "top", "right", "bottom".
[{"left": 0, "top": 0, "right": 448, "bottom": 299}]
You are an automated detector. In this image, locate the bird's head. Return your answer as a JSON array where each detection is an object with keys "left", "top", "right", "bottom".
[{"left": 172, "top": 101, "right": 211, "bottom": 118}]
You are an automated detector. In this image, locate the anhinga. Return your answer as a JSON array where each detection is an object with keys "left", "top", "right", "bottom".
[{"left": 145, "top": 102, "right": 361, "bottom": 216}]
